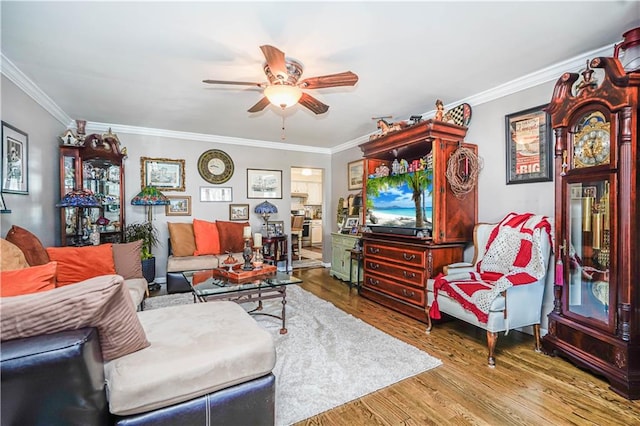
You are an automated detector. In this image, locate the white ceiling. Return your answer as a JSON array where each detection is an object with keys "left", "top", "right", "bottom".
[{"left": 1, "top": 1, "right": 637, "bottom": 152}]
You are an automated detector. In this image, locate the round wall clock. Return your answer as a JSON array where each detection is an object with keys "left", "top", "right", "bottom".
[{"left": 198, "top": 149, "right": 234, "bottom": 184}]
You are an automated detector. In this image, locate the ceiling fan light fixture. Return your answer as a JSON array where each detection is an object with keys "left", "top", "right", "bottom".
[{"left": 264, "top": 84, "right": 303, "bottom": 109}]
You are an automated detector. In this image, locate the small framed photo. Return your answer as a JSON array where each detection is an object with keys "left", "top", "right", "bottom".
[
  {"left": 247, "top": 169, "right": 282, "bottom": 199},
  {"left": 342, "top": 215, "right": 360, "bottom": 231},
  {"left": 165, "top": 196, "right": 191, "bottom": 216},
  {"left": 200, "top": 186, "right": 232, "bottom": 202},
  {"left": 141, "top": 157, "right": 185, "bottom": 191},
  {"left": 505, "top": 105, "right": 553, "bottom": 185},
  {"left": 229, "top": 203, "right": 249, "bottom": 221},
  {"left": 269, "top": 220, "right": 284, "bottom": 236},
  {"left": 348, "top": 160, "right": 364, "bottom": 190},
  {"left": 2, "top": 121, "right": 29, "bottom": 194}
]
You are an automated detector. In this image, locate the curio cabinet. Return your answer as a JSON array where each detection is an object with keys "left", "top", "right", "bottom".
[{"left": 58, "top": 129, "right": 127, "bottom": 246}]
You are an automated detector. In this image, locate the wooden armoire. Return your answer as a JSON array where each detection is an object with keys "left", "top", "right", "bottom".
[
  {"left": 542, "top": 56, "right": 640, "bottom": 399},
  {"left": 357, "top": 120, "right": 478, "bottom": 323}
]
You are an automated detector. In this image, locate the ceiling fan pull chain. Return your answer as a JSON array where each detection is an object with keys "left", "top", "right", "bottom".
[{"left": 281, "top": 114, "right": 286, "bottom": 140}]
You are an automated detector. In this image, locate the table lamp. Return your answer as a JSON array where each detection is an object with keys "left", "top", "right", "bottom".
[
  {"left": 254, "top": 200, "right": 278, "bottom": 225},
  {"left": 57, "top": 189, "right": 100, "bottom": 245}
]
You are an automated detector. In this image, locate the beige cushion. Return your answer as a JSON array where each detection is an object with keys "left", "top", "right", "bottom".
[
  {"left": 0, "top": 274, "right": 150, "bottom": 361},
  {"left": 168, "top": 222, "right": 196, "bottom": 257},
  {"left": 125, "top": 278, "right": 148, "bottom": 308},
  {"left": 166, "top": 255, "right": 219, "bottom": 273},
  {"left": 105, "top": 302, "right": 276, "bottom": 415},
  {"left": 1, "top": 238, "right": 29, "bottom": 271},
  {"left": 112, "top": 240, "right": 144, "bottom": 279}
]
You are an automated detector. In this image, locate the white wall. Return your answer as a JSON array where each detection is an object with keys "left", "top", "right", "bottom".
[{"left": 0, "top": 75, "right": 65, "bottom": 246}]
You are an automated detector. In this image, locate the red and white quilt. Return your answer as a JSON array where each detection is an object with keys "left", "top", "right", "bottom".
[{"left": 429, "top": 212, "right": 552, "bottom": 323}]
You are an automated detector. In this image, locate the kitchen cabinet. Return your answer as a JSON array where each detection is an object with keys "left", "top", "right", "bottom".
[
  {"left": 291, "top": 181, "right": 322, "bottom": 205},
  {"left": 310, "top": 220, "right": 322, "bottom": 245}
]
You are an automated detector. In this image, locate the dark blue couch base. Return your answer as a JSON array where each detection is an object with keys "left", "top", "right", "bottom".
[
  {"left": 113, "top": 373, "right": 275, "bottom": 426},
  {"left": 1, "top": 328, "right": 276, "bottom": 426}
]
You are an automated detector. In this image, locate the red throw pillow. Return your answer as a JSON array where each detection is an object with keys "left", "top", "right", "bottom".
[
  {"left": 5, "top": 225, "right": 50, "bottom": 266},
  {"left": 193, "top": 219, "right": 221, "bottom": 255},
  {"left": 216, "top": 221, "right": 248, "bottom": 253},
  {"left": 0, "top": 261, "right": 57, "bottom": 297},
  {"left": 46, "top": 244, "right": 116, "bottom": 287}
]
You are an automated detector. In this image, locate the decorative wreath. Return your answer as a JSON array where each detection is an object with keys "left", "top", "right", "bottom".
[{"left": 445, "top": 146, "right": 482, "bottom": 199}]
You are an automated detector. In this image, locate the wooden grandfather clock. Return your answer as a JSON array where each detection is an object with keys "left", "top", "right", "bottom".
[{"left": 542, "top": 56, "right": 639, "bottom": 399}]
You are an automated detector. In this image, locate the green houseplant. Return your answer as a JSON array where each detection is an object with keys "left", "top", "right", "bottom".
[{"left": 124, "top": 221, "right": 160, "bottom": 289}]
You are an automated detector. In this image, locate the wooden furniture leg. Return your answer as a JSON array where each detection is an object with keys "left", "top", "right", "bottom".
[
  {"left": 533, "top": 324, "right": 541, "bottom": 352},
  {"left": 487, "top": 331, "right": 498, "bottom": 367}
]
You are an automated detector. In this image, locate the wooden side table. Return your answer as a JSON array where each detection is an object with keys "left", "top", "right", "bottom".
[
  {"left": 262, "top": 235, "right": 289, "bottom": 271},
  {"left": 348, "top": 249, "right": 364, "bottom": 292}
]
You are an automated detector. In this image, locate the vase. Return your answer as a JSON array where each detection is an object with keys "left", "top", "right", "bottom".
[{"left": 89, "top": 225, "right": 100, "bottom": 246}]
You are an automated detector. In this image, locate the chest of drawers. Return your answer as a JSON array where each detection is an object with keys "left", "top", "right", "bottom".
[{"left": 361, "top": 234, "right": 464, "bottom": 323}]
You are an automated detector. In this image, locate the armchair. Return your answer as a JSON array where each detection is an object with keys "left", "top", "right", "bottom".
[{"left": 426, "top": 212, "right": 553, "bottom": 367}]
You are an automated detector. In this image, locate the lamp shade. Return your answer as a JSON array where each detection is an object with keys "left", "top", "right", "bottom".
[
  {"left": 131, "top": 186, "right": 170, "bottom": 206},
  {"left": 57, "top": 189, "right": 100, "bottom": 207},
  {"left": 264, "top": 84, "right": 303, "bottom": 109},
  {"left": 254, "top": 200, "right": 278, "bottom": 223}
]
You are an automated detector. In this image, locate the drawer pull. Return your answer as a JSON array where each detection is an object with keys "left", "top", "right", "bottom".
[
  {"left": 401, "top": 289, "right": 415, "bottom": 298},
  {"left": 402, "top": 270, "right": 416, "bottom": 279},
  {"left": 403, "top": 253, "right": 416, "bottom": 261},
  {"left": 368, "top": 278, "right": 379, "bottom": 286},
  {"left": 369, "top": 247, "right": 380, "bottom": 254},
  {"left": 368, "top": 262, "right": 380, "bottom": 270}
]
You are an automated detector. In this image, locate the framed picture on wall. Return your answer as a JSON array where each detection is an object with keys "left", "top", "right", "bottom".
[
  {"left": 165, "top": 196, "right": 191, "bottom": 216},
  {"left": 247, "top": 169, "right": 282, "bottom": 199},
  {"left": 229, "top": 203, "right": 249, "bottom": 221},
  {"left": 140, "top": 157, "right": 185, "bottom": 191},
  {"left": 347, "top": 160, "right": 364, "bottom": 190},
  {"left": 1, "top": 121, "right": 29, "bottom": 194},
  {"left": 200, "top": 186, "right": 233, "bottom": 202},
  {"left": 505, "top": 105, "right": 553, "bottom": 184}
]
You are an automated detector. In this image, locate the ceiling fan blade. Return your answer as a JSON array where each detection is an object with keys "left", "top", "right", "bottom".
[
  {"left": 260, "top": 45, "right": 288, "bottom": 79},
  {"left": 203, "top": 79, "right": 264, "bottom": 87},
  {"left": 299, "top": 71, "right": 359, "bottom": 89},
  {"left": 299, "top": 92, "right": 329, "bottom": 114},
  {"left": 248, "top": 96, "right": 271, "bottom": 113}
]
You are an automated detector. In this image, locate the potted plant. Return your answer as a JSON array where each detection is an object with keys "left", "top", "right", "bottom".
[{"left": 124, "top": 221, "right": 160, "bottom": 290}]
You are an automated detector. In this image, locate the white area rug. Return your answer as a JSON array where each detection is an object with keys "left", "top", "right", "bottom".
[{"left": 145, "top": 286, "right": 442, "bottom": 425}]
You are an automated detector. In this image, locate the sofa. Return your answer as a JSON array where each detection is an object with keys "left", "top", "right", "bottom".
[
  {"left": 165, "top": 219, "right": 251, "bottom": 293},
  {"left": 1, "top": 225, "right": 147, "bottom": 308},
  {"left": 1, "top": 228, "right": 277, "bottom": 425}
]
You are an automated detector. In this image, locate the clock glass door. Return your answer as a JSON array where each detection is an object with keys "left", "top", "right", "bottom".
[{"left": 566, "top": 178, "right": 612, "bottom": 326}]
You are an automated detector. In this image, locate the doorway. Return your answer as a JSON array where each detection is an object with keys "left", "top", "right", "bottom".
[{"left": 290, "top": 167, "right": 324, "bottom": 264}]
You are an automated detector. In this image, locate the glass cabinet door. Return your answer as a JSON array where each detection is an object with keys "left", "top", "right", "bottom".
[
  {"left": 566, "top": 178, "right": 612, "bottom": 325},
  {"left": 82, "top": 158, "right": 122, "bottom": 240}
]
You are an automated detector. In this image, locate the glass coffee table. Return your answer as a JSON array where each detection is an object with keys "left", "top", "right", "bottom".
[{"left": 182, "top": 267, "right": 302, "bottom": 334}]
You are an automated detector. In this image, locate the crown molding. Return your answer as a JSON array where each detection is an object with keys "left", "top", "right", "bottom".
[
  {"left": 331, "top": 43, "right": 615, "bottom": 154},
  {"left": 3, "top": 43, "right": 615, "bottom": 155},
  {"left": 85, "top": 121, "right": 332, "bottom": 155},
  {"left": 1, "top": 53, "right": 72, "bottom": 126}
]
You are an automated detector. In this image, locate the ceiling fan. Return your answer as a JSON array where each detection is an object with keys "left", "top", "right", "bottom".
[{"left": 203, "top": 45, "right": 358, "bottom": 114}]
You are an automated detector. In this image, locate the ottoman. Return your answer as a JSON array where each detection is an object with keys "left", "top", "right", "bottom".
[{"left": 106, "top": 301, "right": 276, "bottom": 425}]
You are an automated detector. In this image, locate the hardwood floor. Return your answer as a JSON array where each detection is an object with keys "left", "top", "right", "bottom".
[{"left": 291, "top": 267, "right": 640, "bottom": 425}]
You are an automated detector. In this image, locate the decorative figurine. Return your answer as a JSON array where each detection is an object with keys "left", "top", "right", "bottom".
[{"left": 435, "top": 99, "right": 446, "bottom": 121}]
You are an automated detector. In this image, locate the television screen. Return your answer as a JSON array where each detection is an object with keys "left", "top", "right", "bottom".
[{"left": 365, "top": 171, "right": 432, "bottom": 230}]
